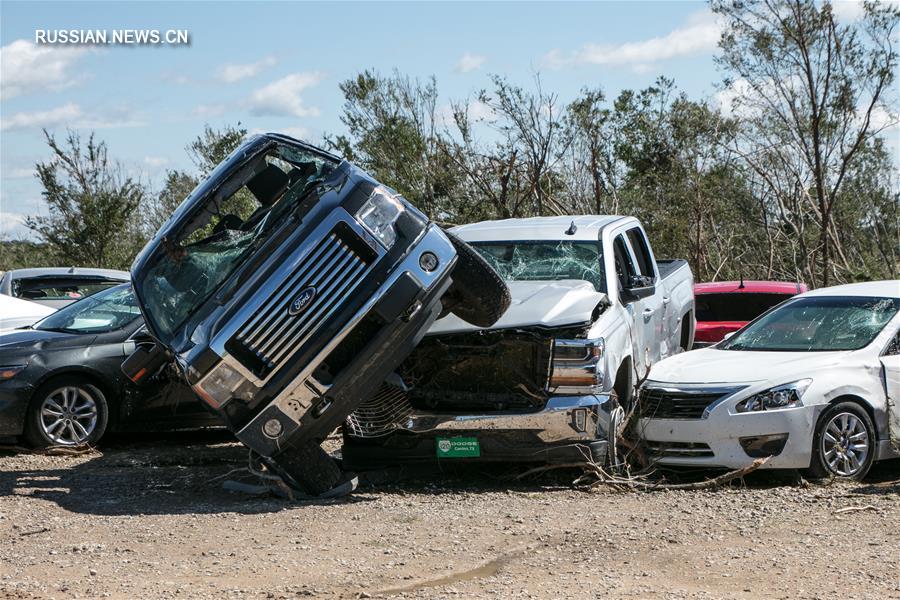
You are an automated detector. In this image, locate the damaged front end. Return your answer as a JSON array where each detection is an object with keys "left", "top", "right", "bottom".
[{"left": 343, "top": 323, "right": 614, "bottom": 466}]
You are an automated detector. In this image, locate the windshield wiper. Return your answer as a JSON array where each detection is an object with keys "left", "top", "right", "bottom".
[{"left": 37, "top": 326, "right": 80, "bottom": 334}]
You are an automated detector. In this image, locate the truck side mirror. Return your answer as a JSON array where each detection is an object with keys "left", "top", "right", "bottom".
[
  {"left": 121, "top": 342, "right": 172, "bottom": 386},
  {"left": 621, "top": 275, "right": 655, "bottom": 304}
]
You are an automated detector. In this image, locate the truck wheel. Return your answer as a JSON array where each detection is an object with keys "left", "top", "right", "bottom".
[
  {"left": 268, "top": 441, "right": 343, "bottom": 496},
  {"left": 441, "top": 230, "right": 511, "bottom": 328}
]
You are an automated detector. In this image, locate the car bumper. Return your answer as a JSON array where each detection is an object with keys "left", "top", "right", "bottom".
[
  {"left": 342, "top": 394, "right": 614, "bottom": 466},
  {"left": 0, "top": 380, "right": 34, "bottom": 436},
  {"left": 235, "top": 224, "right": 456, "bottom": 457},
  {"left": 639, "top": 404, "right": 826, "bottom": 470}
]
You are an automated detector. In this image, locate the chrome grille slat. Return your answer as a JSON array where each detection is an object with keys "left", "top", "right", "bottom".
[
  {"left": 228, "top": 226, "right": 372, "bottom": 379},
  {"left": 265, "top": 261, "right": 367, "bottom": 366},
  {"left": 257, "top": 251, "right": 360, "bottom": 360},
  {"left": 250, "top": 244, "right": 354, "bottom": 352},
  {"left": 238, "top": 234, "right": 335, "bottom": 337}
]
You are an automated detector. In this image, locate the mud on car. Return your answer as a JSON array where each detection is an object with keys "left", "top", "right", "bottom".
[{"left": 124, "top": 133, "right": 509, "bottom": 494}]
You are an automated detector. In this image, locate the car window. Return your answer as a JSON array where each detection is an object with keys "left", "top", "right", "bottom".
[
  {"left": 722, "top": 296, "right": 900, "bottom": 352},
  {"left": 613, "top": 235, "right": 637, "bottom": 291},
  {"left": 13, "top": 279, "right": 121, "bottom": 301},
  {"left": 625, "top": 227, "right": 655, "bottom": 280},
  {"left": 884, "top": 329, "right": 900, "bottom": 356},
  {"left": 696, "top": 293, "right": 795, "bottom": 322},
  {"left": 35, "top": 285, "right": 141, "bottom": 334}
]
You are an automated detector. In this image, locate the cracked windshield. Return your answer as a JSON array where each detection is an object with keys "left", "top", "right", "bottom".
[
  {"left": 722, "top": 296, "right": 900, "bottom": 352},
  {"left": 471, "top": 241, "right": 604, "bottom": 291},
  {"left": 140, "top": 144, "right": 337, "bottom": 339}
]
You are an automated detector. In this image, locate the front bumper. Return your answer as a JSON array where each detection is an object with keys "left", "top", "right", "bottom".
[
  {"left": 0, "top": 380, "right": 33, "bottom": 436},
  {"left": 231, "top": 224, "right": 456, "bottom": 457},
  {"left": 639, "top": 404, "right": 825, "bottom": 470},
  {"left": 342, "top": 394, "right": 614, "bottom": 466}
]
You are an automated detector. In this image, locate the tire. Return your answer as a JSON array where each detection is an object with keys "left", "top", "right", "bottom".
[
  {"left": 613, "top": 361, "right": 634, "bottom": 411},
  {"left": 24, "top": 376, "right": 109, "bottom": 448},
  {"left": 268, "top": 440, "right": 343, "bottom": 496},
  {"left": 806, "top": 401, "right": 876, "bottom": 481},
  {"left": 441, "top": 230, "right": 511, "bottom": 328}
]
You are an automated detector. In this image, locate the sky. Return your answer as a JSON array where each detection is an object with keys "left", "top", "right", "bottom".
[{"left": 0, "top": 0, "right": 888, "bottom": 239}]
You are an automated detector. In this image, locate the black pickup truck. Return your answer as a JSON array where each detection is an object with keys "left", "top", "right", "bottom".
[{"left": 123, "top": 134, "right": 508, "bottom": 494}]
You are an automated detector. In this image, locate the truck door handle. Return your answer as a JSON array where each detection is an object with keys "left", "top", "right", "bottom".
[
  {"left": 662, "top": 296, "right": 670, "bottom": 305},
  {"left": 642, "top": 308, "right": 654, "bottom": 317}
]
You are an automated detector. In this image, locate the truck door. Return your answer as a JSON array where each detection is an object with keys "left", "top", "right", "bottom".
[
  {"left": 623, "top": 227, "right": 666, "bottom": 368},
  {"left": 881, "top": 328, "right": 900, "bottom": 453}
]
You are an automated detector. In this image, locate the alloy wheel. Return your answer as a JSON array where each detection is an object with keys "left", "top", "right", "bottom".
[
  {"left": 39, "top": 386, "right": 99, "bottom": 445},
  {"left": 821, "top": 411, "right": 870, "bottom": 477}
]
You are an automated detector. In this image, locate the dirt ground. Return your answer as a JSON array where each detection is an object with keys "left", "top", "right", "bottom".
[{"left": 1, "top": 432, "right": 898, "bottom": 599}]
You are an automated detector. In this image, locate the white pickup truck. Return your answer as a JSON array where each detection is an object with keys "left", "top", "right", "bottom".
[{"left": 342, "top": 215, "right": 695, "bottom": 465}]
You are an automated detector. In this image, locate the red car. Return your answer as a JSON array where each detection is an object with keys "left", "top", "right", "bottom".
[{"left": 693, "top": 280, "right": 808, "bottom": 347}]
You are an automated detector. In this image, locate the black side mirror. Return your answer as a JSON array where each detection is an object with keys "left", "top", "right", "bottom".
[
  {"left": 122, "top": 342, "right": 172, "bottom": 386},
  {"left": 621, "top": 275, "right": 655, "bottom": 304}
]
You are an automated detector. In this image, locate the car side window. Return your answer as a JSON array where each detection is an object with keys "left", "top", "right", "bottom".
[
  {"left": 626, "top": 227, "right": 656, "bottom": 281},
  {"left": 885, "top": 330, "right": 900, "bottom": 356},
  {"left": 613, "top": 235, "right": 637, "bottom": 291}
]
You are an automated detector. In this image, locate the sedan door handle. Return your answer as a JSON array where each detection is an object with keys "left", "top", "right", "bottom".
[{"left": 662, "top": 296, "right": 671, "bottom": 305}]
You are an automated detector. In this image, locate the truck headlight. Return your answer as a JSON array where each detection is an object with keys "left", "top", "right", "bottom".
[
  {"left": 548, "top": 338, "right": 604, "bottom": 393},
  {"left": 356, "top": 187, "right": 405, "bottom": 248},
  {"left": 735, "top": 379, "right": 811, "bottom": 413},
  {"left": 194, "top": 361, "right": 244, "bottom": 408}
]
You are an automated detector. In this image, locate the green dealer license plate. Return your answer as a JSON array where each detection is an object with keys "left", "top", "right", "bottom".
[{"left": 436, "top": 437, "right": 480, "bottom": 458}]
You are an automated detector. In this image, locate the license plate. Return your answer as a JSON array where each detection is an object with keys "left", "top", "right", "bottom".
[{"left": 436, "top": 436, "right": 480, "bottom": 458}]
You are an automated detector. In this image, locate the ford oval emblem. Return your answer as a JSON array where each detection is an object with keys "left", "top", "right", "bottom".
[{"left": 288, "top": 287, "right": 317, "bottom": 316}]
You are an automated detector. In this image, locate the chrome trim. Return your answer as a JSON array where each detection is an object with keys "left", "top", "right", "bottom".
[
  {"left": 391, "top": 394, "right": 612, "bottom": 444},
  {"left": 209, "top": 208, "right": 386, "bottom": 386},
  {"left": 236, "top": 224, "right": 457, "bottom": 440},
  {"left": 639, "top": 381, "right": 748, "bottom": 419}
]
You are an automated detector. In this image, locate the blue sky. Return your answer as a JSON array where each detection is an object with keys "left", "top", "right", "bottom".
[{"left": 0, "top": 0, "right": 880, "bottom": 238}]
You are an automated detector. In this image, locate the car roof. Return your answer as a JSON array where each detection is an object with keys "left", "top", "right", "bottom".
[
  {"left": 694, "top": 280, "right": 807, "bottom": 295},
  {"left": 5, "top": 267, "right": 130, "bottom": 280},
  {"left": 452, "top": 215, "right": 629, "bottom": 242},
  {"left": 800, "top": 280, "right": 900, "bottom": 299}
]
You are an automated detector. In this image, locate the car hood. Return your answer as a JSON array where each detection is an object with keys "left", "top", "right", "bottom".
[
  {"left": 0, "top": 329, "right": 92, "bottom": 354},
  {"left": 648, "top": 347, "right": 851, "bottom": 385},
  {"left": 429, "top": 280, "right": 606, "bottom": 335}
]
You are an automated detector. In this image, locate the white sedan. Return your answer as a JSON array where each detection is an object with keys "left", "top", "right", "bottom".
[
  {"left": 638, "top": 280, "right": 900, "bottom": 480},
  {"left": 0, "top": 294, "right": 55, "bottom": 332}
]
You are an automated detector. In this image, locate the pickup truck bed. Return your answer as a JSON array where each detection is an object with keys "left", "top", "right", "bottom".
[{"left": 657, "top": 259, "right": 690, "bottom": 280}]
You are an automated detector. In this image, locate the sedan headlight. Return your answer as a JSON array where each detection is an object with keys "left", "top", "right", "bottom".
[
  {"left": 0, "top": 365, "right": 26, "bottom": 381},
  {"left": 735, "top": 379, "right": 812, "bottom": 413},
  {"left": 356, "top": 187, "right": 405, "bottom": 248},
  {"left": 194, "top": 361, "right": 245, "bottom": 409}
]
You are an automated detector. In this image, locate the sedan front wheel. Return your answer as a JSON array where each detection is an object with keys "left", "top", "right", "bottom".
[
  {"left": 24, "top": 377, "right": 109, "bottom": 448},
  {"left": 808, "top": 402, "right": 875, "bottom": 481}
]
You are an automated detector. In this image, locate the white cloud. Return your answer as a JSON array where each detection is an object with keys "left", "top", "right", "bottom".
[
  {"left": 0, "top": 39, "right": 88, "bottom": 100},
  {"left": 542, "top": 10, "right": 721, "bottom": 70},
  {"left": 247, "top": 72, "right": 323, "bottom": 118},
  {"left": 216, "top": 56, "right": 277, "bottom": 83},
  {"left": 192, "top": 103, "right": 228, "bottom": 118},
  {"left": 830, "top": 1, "right": 866, "bottom": 21},
  {"left": 0, "top": 211, "right": 31, "bottom": 239},
  {"left": 143, "top": 156, "right": 169, "bottom": 168},
  {"left": 455, "top": 52, "right": 486, "bottom": 73},
  {"left": 0, "top": 103, "right": 145, "bottom": 132},
  {"left": 1, "top": 103, "right": 82, "bottom": 131}
]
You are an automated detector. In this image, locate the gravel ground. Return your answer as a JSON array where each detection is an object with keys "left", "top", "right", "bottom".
[{"left": 1, "top": 432, "right": 898, "bottom": 599}]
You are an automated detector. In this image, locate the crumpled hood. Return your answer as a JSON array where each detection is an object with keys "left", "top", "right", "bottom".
[
  {"left": 648, "top": 347, "right": 852, "bottom": 385},
  {"left": 429, "top": 280, "right": 606, "bottom": 335}
]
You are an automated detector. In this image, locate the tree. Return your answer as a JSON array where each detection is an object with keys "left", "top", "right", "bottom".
[
  {"left": 187, "top": 123, "right": 247, "bottom": 176},
  {"left": 712, "top": 0, "right": 900, "bottom": 285},
  {"left": 26, "top": 129, "right": 147, "bottom": 269}
]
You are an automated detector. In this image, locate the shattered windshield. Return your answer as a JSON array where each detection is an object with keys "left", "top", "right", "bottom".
[
  {"left": 721, "top": 296, "right": 900, "bottom": 352},
  {"left": 470, "top": 241, "right": 604, "bottom": 291},
  {"left": 35, "top": 284, "right": 140, "bottom": 334},
  {"left": 139, "top": 143, "right": 337, "bottom": 340}
]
